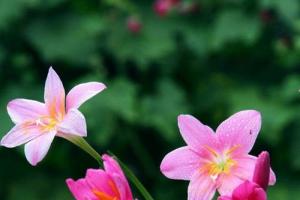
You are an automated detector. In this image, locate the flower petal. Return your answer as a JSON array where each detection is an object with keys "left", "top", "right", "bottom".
[
  {"left": 216, "top": 110, "right": 261, "bottom": 153},
  {"left": 0, "top": 123, "right": 43, "bottom": 148},
  {"left": 24, "top": 130, "right": 56, "bottom": 166},
  {"left": 178, "top": 115, "right": 218, "bottom": 152},
  {"left": 218, "top": 196, "right": 232, "bottom": 200},
  {"left": 7, "top": 99, "right": 47, "bottom": 124},
  {"left": 188, "top": 172, "right": 217, "bottom": 200},
  {"left": 269, "top": 168, "right": 276, "bottom": 186},
  {"left": 217, "top": 196, "right": 232, "bottom": 200},
  {"left": 111, "top": 174, "right": 128, "bottom": 200},
  {"left": 66, "top": 178, "right": 98, "bottom": 200},
  {"left": 57, "top": 109, "right": 87, "bottom": 137},
  {"left": 253, "top": 151, "right": 270, "bottom": 190},
  {"left": 102, "top": 154, "right": 133, "bottom": 199},
  {"left": 233, "top": 155, "right": 276, "bottom": 187},
  {"left": 66, "top": 82, "right": 106, "bottom": 111},
  {"left": 160, "top": 146, "right": 202, "bottom": 180},
  {"left": 232, "top": 181, "right": 267, "bottom": 200},
  {"left": 44, "top": 67, "right": 65, "bottom": 117},
  {"left": 85, "top": 169, "right": 116, "bottom": 197},
  {"left": 251, "top": 187, "right": 267, "bottom": 200},
  {"left": 102, "top": 154, "right": 126, "bottom": 180},
  {"left": 217, "top": 174, "right": 244, "bottom": 196},
  {"left": 233, "top": 155, "right": 257, "bottom": 181}
]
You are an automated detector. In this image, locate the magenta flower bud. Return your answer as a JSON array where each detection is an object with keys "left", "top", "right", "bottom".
[{"left": 252, "top": 151, "right": 270, "bottom": 191}]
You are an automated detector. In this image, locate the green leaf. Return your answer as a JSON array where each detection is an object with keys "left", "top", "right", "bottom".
[
  {"left": 184, "top": 26, "right": 211, "bottom": 56},
  {"left": 81, "top": 78, "right": 138, "bottom": 145},
  {"left": 140, "top": 79, "right": 189, "bottom": 141},
  {"left": 106, "top": 15, "right": 176, "bottom": 66},
  {"left": 212, "top": 10, "right": 261, "bottom": 49},
  {"left": 25, "top": 14, "right": 105, "bottom": 64},
  {"left": 279, "top": 75, "right": 300, "bottom": 102},
  {"left": 7, "top": 175, "right": 73, "bottom": 200},
  {"left": 0, "top": 0, "right": 33, "bottom": 30}
]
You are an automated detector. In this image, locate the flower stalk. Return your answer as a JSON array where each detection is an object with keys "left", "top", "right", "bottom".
[
  {"left": 62, "top": 135, "right": 103, "bottom": 167},
  {"left": 109, "top": 151, "right": 155, "bottom": 200}
]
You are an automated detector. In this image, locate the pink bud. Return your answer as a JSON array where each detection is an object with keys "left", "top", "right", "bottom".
[
  {"left": 127, "top": 17, "right": 142, "bottom": 34},
  {"left": 252, "top": 151, "right": 270, "bottom": 191}
]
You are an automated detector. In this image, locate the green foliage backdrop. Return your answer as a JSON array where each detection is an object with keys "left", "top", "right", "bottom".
[{"left": 0, "top": 0, "right": 300, "bottom": 199}]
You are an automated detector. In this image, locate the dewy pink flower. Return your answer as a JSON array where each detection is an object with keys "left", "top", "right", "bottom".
[
  {"left": 218, "top": 151, "right": 271, "bottom": 200},
  {"left": 160, "top": 110, "right": 276, "bottom": 200},
  {"left": 66, "top": 154, "right": 133, "bottom": 200},
  {"left": 0, "top": 67, "right": 106, "bottom": 166}
]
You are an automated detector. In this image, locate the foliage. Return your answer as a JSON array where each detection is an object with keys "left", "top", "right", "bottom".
[{"left": 0, "top": 0, "right": 300, "bottom": 199}]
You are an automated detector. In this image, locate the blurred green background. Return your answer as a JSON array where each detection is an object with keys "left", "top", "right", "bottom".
[{"left": 0, "top": 0, "right": 300, "bottom": 199}]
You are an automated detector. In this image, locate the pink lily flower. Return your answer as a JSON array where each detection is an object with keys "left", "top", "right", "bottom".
[
  {"left": 218, "top": 151, "right": 271, "bottom": 200},
  {"left": 0, "top": 67, "right": 106, "bottom": 166},
  {"left": 66, "top": 154, "right": 133, "bottom": 200},
  {"left": 160, "top": 110, "right": 276, "bottom": 200}
]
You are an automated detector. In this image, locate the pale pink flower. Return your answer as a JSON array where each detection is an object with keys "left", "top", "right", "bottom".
[
  {"left": 218, "top": 151, "right": 272, "bottom": 200},
  {"left": 0, "top": 67, "right": 106, "bottom": 166},
  {"left": 160, "top": 110, "right": 276, "bottom": 200},
  {"left": 66, "top": 154, "right": 133, "bottom": 200}
]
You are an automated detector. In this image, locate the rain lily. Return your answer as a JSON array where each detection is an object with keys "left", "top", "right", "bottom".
[
  {"left": 0, "top": 67, "right": 106, "bottom": 166},
  {"left": 218, "top": 151, "right": 271, "bottom": 200},
  {"left": 66, "top": 154, "right": 133, "bottom": 200},
  {"left": 160, "top": 110, "right": 276, "bottom": 200}
]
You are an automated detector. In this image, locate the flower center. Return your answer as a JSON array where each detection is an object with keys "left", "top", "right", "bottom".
[
  {"left": 201, "top": 145, "right": 238, "bottom": 180},
  {"left": 35, "top": 116, "right": 60, "bottom": 132}
]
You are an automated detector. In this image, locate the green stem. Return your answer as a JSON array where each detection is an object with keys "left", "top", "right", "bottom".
[
  {"left": 109, "top": 151, "right": 155, "bottom": 200},
  {"left": 63, "top": 135, "right": 103, "bottom": 167}
]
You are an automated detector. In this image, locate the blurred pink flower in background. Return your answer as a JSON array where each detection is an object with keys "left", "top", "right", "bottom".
[
  {"left": 67, "top": 154, "right": 133, "bottom": 200},
  {"left": 160, "top": 110, "right": 276, "bottom": 200},
  {"left": 218, "top": 151, "right": 271, "bottom": 200},
  {"left": 0, "top": 67, "right": 106, "bottom": 166},
  {"left": 153, "top": 0, "right": 180, "bottom": 16},
  {"left": 127, "top": 17, "right": 142, "bottom": 34}
]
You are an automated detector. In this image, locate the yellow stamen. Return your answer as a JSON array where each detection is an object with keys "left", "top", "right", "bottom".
[
  {"left": 203, "top": 145, "right": 218, "bottom": 157},
  {"left": 225, "top": 145, "right": 240, "bottom": 156},
  {"left": 200, "top": 146, "right": 238, "bottom": 179},
  {"left": 35, "top": 116, "right": 59, "bottom": 132}
]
